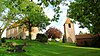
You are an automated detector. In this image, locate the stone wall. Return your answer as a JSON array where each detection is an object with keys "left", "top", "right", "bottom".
[
  {"left": 6, "top": 27, "right": 39, "bottom": 40},
  {"left": 64, "top": 18, "right": 76, "bottom": 43}
]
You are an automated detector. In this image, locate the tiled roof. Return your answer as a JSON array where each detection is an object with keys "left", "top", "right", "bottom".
[{"left": 75, "top": 34, "right": 93, "bottom": 39}]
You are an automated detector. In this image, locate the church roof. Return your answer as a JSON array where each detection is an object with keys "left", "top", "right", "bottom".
[
  {"left": 63, "top": 18, "right": 71, "bottom": 26},
  {"left": 64, "top": 18, "right": 71, "bottom": 24}
]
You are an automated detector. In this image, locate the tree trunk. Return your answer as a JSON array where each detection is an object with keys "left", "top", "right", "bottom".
[
  {"left": 29, "top": 26, "right": 31, "bottom": 40},
  {"left": 0, "top": 33, "right": 2, "bottom": 39},
  {"left": 28, "top": 20, "right": 32, "bottom": 40}
]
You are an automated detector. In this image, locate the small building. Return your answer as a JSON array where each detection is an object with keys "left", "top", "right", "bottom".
[{"left": 76, "top": 34, "right": 93, "bottom": 46}]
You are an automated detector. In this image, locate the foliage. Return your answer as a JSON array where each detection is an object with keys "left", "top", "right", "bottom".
[
  {"left": 91, "top": 34, "right": 100, "bottom": 48},
  {"left": 0, "top": 42, "right": 1, "bottom": 46},
  {"left": 17, "top": 0, "right": 50, "bottom": 29},
  {"left": 17, "top": 1, "right": 50, "bottom": 39},
  {"left": 37, "top": 0, "right": 67, "bottom": 22},
  {"left": 0, "top": 0, "right": 22, "bottom": 38},
  {"left": 0, "top": 0, "right": 51, "bottom": 39},
  {"left": 68, "top": 0, "right": 100, "bottom": 34},
  {"left": 36, "top": 33, "right": 48, "bottom": 43},
  {"left": 46, "top": 27, "right": 62, "bottom": 39},
  {"left": 0, "top": 0, "right": 69, "bottom": 38}
]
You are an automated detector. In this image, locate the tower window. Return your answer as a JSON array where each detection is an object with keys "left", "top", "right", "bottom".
[{"left": 68, "top": 23, "right": 71, "bottom": 28}]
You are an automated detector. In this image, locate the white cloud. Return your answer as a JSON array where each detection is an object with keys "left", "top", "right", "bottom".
[{"left": 43, "top": 7, "right": 55, "bottom": 19}]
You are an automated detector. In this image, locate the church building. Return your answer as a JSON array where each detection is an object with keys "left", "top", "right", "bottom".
[
  {"left": 64, "top": 18, "right": 76, "bottom": 43},
  {"left": 6, "top": 22, "right": 39, "bottom": 40}
]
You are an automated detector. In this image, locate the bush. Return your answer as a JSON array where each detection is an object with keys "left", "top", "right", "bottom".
[
  {"left": 7, "top": 42, "right": 26, "bottom": 52},
  {"left": 46, "top": 27, "right": 62, "bottom": 39},
  {"left": 9, "top": 37, "right": 14, "bottom": 39},
  {"left": 0, "top": 38, "right": 6, "bottom": 47},
  {"left": 36, "top": 33, "right": 48, "bottom": 43},
  {"left": 0, "top": 41, "right": 1, "bottom": 46},
  {"left": 91, "top": 34, "right": 100, "bottom": 47},
  {"left": 1, "top": 38, "right": 6, "bottom": 43}
]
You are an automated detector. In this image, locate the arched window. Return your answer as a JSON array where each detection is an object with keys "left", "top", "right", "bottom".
[{"left": 68, "top": 23, "right": 71, "bottom": 28}]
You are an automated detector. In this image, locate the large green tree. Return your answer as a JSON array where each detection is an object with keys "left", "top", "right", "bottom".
[
  {"left": 68, "top": 0, "right": 100, "bottom": 34},
  {"left": 16, "top": 0, "right": 50, "bottom": 39},
  {"left": 0, "top": 0, "right": 68, "bottom": 38}
]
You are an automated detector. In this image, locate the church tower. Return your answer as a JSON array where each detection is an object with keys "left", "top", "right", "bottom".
[{"left": 64, "top": 18, "right": 76, "bottom": 43}]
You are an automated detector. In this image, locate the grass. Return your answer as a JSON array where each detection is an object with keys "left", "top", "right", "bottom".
[{"left": 0, "top": 39, "right": 100, "bottom": 56}]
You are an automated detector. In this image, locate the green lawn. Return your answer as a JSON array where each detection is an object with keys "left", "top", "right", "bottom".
[{"left": 0, "top": 39, "right": 100, "bottom": 56}]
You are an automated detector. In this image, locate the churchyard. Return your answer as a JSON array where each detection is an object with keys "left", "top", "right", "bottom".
[
  {"left": 0, "top": 0, "right": 100, "bottom": 56},
  {"left": 0, "top": 39, "right": 100, "bottom": 56}
]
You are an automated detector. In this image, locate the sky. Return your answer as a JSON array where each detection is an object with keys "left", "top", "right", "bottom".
[
  {"left": 0, "top": 0, "right": 89, "bottom": 37},
  {"left": 43, "top": 0, "right": 89, "bottom": 35}
]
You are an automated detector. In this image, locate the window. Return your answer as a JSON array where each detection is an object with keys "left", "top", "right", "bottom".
[{"left": 68, "top": 23, "right": 71, "bottom": 28}]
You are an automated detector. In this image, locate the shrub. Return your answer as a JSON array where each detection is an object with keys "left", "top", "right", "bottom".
[
  {"left": 0, "top": 41, "right": 1, "bottom": 46},
  {"left": 9, "top": 37, "right": 14, "bottom": 39},
  {"left": 1, "top": 38, "right": 6, "bottom": 43},
  {"left": 7, "top": 42, "right": 26, "bottom": 52},
  {"left": 36, "top": 33, "right": 48, "bottom": 43},
  {"left": 91, "top": 34, "right": 100, "bottom": 47},
  {"left": 45, "top": 27, "right": 62, "bottom": 39},
  {"left": 0, "top": 38, "right": 6, "bottom": 47}
]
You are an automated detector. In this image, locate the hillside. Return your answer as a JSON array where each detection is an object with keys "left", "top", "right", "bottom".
[{"left": 0, "top": 39, "right": 100, "bottom": 56}]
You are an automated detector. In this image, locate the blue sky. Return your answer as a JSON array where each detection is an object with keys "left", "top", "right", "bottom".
[{"left": 0, "top": 0, "right": 89, "bottom": 37}]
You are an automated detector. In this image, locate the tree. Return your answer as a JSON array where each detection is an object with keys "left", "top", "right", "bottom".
[
  {"left": 36, "top": 0, "right": 69, "bottom": 22},
  {"left": 0, "top": 0, "right": 50, "bottom": 39},
  {"left": 0, "top": 0, "right": 21, "bottom": 38},
  {"left": 45, "top": 27, "right": 62, "bottom": 39},
  {"left": 0, "top": 0, "right": 68, "bottom": 38},
  {"left": 92, "top": 34, "right": 100, "bottom": 47},
  {"left": 16, "top": 1, "right": 50, "bottom": 39},
  {"left": 36, "top": 0, "right": 62, "bottom": 22},
  {"left": 68, "top": 0, "right": 100, "bottom": 34}
]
